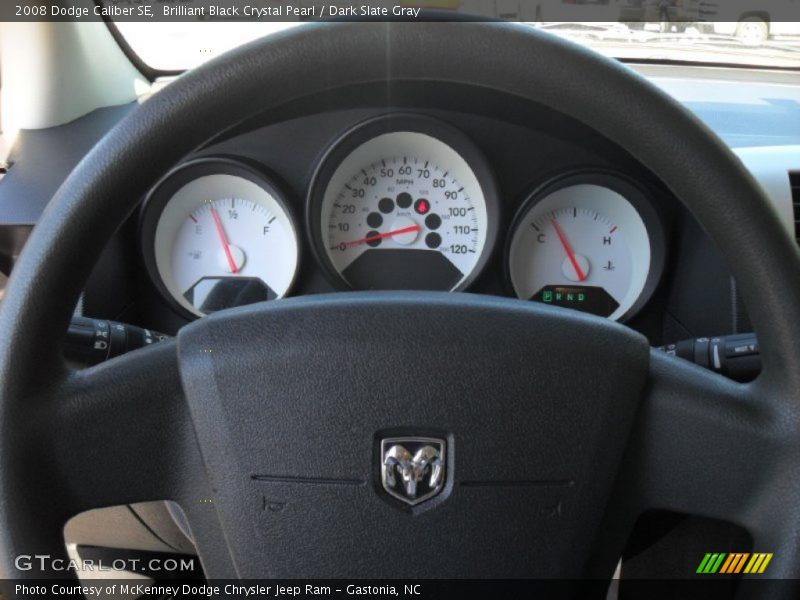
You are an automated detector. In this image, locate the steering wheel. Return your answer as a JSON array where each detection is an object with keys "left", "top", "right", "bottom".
[{"left": 1, "top": 22, "right": 799, "bottom": 590}]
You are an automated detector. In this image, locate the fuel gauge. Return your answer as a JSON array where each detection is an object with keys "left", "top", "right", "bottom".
[{"left": 141, "top": 158, "right": 300, "bottom": 318}]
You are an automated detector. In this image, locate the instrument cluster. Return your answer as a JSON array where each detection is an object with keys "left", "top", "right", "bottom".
[{"left": 139, "top": 113, "right": 666, "bottom": 322}]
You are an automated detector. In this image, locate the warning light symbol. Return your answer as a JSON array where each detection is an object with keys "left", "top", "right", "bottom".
[{"left": 414, "top": 198, "right": 430, "bottom": 215}]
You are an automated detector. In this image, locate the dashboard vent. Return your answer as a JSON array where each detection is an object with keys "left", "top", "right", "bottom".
[{"left": 791, "top": 171, "right": 800, "bottom": 244}]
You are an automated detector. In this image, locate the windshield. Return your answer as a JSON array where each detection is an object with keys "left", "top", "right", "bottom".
[{"left": 116, "top": 20, "right": 800, "bottom": 72}]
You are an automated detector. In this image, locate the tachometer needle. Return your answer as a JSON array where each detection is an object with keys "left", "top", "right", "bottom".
[
  {"left": 210, "top": 205, "right": 239, "bottom": 274},
  {"left": 332, "top": 224, "right": 421, "bottom": 250},
  {"left": 550, "top": 218, "right": 587, "bottom": 282}
]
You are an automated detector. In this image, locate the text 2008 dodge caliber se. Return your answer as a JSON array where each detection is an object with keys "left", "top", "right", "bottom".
[{"left": 1, "top": 2, "right": 800, "bottom": 599}]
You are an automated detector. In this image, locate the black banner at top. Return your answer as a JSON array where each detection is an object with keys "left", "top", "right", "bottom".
[{"left": 4, "top": 0, "right": 800, "bottom": 23}]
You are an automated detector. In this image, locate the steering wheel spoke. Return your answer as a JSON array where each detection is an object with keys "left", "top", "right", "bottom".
[
  {"left": 628, "top": 352, "right": 774, "bottom": 517},
  {"left": 50, "top": 341, "right": 200, "bottom": 511},
  {"left": 0, "top": 342, "right": 218, "bottom": 578},
  {"left": 594, "top": 351, "right": 800, "bottom": 581}
]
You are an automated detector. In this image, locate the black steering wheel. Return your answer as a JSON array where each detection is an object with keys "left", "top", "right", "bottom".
[{"left": 1, "top": 22, "right": 799, "bottom": 591}]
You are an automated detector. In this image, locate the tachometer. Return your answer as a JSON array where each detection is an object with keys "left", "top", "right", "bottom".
[
  {"left": 308, "top": 115, "right": 499, "bottom": 291},
  {"left": 140, "top": 158, "right": 300, "bottom": 318},
  {"left": 506, "top": 172, "right": 664, "bottom": 321}
]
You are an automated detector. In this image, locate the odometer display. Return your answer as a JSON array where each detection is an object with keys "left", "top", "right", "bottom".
[{"left": 309, "top": 117, "right": 499, "bottom": 292}]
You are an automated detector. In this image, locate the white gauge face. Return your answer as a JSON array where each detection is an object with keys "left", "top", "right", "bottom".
[
  {"left": 508, "top": 183, "right": 652, "bottom": 321},
  {"left": 319, "top": 131, "right": 490, "bottom": 291},
  {"left": 152, "top": 172, "right": 299, "bottom": 317}
]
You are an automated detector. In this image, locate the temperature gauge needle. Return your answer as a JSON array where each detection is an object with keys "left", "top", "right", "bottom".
[
  {"left": 332, "top": 224, "right": 421, "bottom": 250},
  {"left": 551, "top": 218, "right": 587, "bottom": 282},
  {"left": 210, "top": 205, "right": 239, "bottom": 274}
]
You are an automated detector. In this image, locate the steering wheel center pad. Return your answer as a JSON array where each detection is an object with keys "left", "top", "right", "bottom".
[{"left": 178, "top": 292, "right": 648, "bottom": 577}]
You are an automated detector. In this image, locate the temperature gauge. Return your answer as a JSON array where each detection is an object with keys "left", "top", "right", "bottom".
[
  {"left": 507, "top": 174, "right": 664, "bottom": 321},
  {"left": 141, "top": 158, "right": 300, "bottom": 318}
]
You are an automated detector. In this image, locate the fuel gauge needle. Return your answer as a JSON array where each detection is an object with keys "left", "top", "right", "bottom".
[
  {"left": 551, "top": 218, "right": 587, "bottom": 282},
  {"left": 210, "top": 205, "right": 239, "bottom": 274}
]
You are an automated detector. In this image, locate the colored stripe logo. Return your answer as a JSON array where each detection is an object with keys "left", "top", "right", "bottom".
[{"left": 697, "top": 553, "right": 773, "bottom": 574}]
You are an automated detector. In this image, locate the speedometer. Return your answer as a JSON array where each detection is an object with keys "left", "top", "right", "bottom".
[
  {"left": 308, "top": 115, "right": 499, "bottom": 291},
  {"left": 506, "top": 172, "right": 665, "bottom": 321}
]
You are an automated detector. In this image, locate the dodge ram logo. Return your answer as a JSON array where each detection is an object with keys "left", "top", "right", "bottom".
[{"left": 381, "top": 437, "right": 446, "bottom": 506}]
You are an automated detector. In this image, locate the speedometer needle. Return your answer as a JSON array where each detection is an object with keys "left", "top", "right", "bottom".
[
  {"left": 210, "top": 205, "right": 239, "bottom": 274},
  {"left": 550, "top": 218, "right": 587, "bottom": 282},
  {"left": 332, "top": 224, "right": 421, "bottom": 250}
]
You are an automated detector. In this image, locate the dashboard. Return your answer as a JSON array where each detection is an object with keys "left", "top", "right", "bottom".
[
  {"left": 139, "top": 112, "right": 664, "bottom": 323},
  {"left": 1, "top": 66, "right": 799, "bottom": 348},
  {"left": 128, "top": 85, "right": 680, "bottom": 339}
]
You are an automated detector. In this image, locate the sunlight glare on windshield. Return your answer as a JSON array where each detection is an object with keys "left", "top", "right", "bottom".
[{"left": 115, "top": 21, "right": 800, "bottom": 72}]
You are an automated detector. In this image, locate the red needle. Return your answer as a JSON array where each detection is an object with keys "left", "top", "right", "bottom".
[
  {"left": 331, "top": 224, "right": 421, "bottom": 250},
  {"left": 210, "top": 205, "right": 238, "bottom": 274},
  {"left": 550, "top": 218, "right": 587, "bottom": 282}
]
